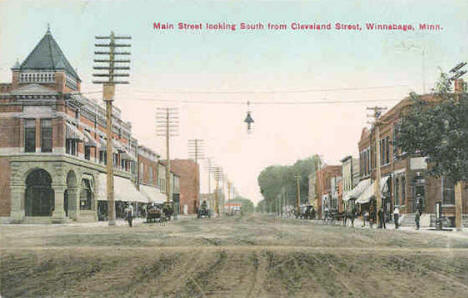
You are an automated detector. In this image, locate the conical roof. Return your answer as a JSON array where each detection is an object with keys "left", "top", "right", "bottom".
[{"left": 19, "top": 29, "right": 80, "bottom": 81}]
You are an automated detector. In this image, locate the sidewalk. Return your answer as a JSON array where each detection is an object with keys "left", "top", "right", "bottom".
[{"left": 308, "top": 217, "right": 468, "bottom": 239}]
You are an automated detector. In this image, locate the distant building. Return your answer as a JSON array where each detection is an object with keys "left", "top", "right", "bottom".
[
  {"left": 340, "top": 156, "right": 359, "bottom": 210},
  {"left": 315, "top": 165, "right": 341, "bottom": 219},
  {"left": 170, "top": 159, "right": 200, "bottom": 215}
]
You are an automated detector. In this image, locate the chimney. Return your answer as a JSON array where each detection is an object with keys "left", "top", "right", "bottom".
[{"left": 454, "top": 78, "right": 465, "bottom": 93}]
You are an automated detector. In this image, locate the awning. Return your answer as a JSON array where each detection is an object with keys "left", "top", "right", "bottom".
[
  {"left": 343, "top": 179, "right": 371, "bottom": 202},
  {"left": 98, "top": 137, "right": 117, "bottom": 153},
  {"left": 65, "top": 123, "right": 85, "bottom": 141},
  {"left": 120, "top": 151, "right": 137, "bottom": 161},
  {"left": 83, "top": 130, "right": 98, "bottom": 147},
  {"left": 356, "top": 176, "right": 390, "bottom": 204},
  {"left": 112, "top": 140, "right": 126, "bottom": 152},
  {"left": 140, "top": 184, "right": 166, "bottom": 203},
  {"left": 97, "top": 174, "right": 149, "bottom": 203}
]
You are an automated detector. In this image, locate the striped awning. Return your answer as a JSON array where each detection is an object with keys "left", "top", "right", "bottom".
[
  {"left": 356, "top": 176, "right": 390, "bottom": 204},
  {"left": 98, "top": 137, "right": 117, "bottom": 153},
  {"left": 121, "top": 151, "right": 137, "bottom": 161},
  {"left": 112, "top": 140, "right": 126, "bottom": 152},
  {"left": 83, "top": 130, "right": 98, "bottom": 147},
  {"left": 343, "top": 179, "right": 371, "bottom": 202},
  {"left": 65, "top": 122, "right": 85, "bottom": 141}
]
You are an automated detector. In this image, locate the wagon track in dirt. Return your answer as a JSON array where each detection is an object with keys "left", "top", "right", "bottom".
[{"left": 2, "top": 215, "right": 468, "bottom": 297}]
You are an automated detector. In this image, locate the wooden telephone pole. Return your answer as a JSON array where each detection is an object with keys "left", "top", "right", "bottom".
[
  {"left": 156, "top": 108, "right": 178, "bottom": 203},
  {"left": 367, "top": 106, "right": 387, "bottom": 227},
  {"left": 189, "top": 139, "right": 204, "bottom": 209},
  {"left": 93, "top": 31, "right": 131, "bottom": 225},
  {"left": 295, "top": 175, "right": 301, "bottom": 216},
  {"left": 210, "top": 166, "right": 223, "bottom": 216}
]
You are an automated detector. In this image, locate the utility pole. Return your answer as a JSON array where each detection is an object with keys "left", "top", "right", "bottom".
[
  {"left": 156, "top": 108, "right": 178, "bottom": 203},
  {"left": 206, "top": 158, "right": 212, "bottom": 209},
  {"left": 188, "top": 139, "right": 204, "bottom": 209},
  {"left": 295, "top": 175, "right": 301, "bottom": 217},
  {"left": 210, "top": 166, "right": 223, "bottom": 216},
  {"left": 93, "top": 31, "right": 131, "bottom": 226},
  {"left": 367, "top": 106, "right": 387, "bottom": 227},
  {"left": 227, "top": 180, "right": 231, "bottom": 214}
]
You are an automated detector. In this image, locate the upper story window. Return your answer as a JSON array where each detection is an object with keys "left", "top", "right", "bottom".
[
  {"left": 66, "top": 139, "right": 77, "bottom": 156},
  {"left": 41, "top": 119, "right": 52, "bottom": 152},
  {"left": 149, "top": 166, "right": 153, "bottom": 184},
  {"left": 24, "top": 119, "right": 36, "bottom": 153}
]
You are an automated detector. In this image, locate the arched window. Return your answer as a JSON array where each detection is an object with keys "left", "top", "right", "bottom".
[{"left": 25, "top": 169, "right": 54, "bottom": 216}]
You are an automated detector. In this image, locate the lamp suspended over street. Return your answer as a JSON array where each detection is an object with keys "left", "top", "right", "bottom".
[{"left": 244, "top": 101, "right": 254, "bottom": 133}]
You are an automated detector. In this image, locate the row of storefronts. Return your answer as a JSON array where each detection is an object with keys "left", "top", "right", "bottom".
[{"left": 310, "top": 94, "right": 468, "bottom": 226}]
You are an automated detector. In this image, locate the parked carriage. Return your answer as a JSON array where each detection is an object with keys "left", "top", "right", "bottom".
[
  {"left": 197, "top": 201, "right": 211, "bottom": 219},
  {"left": 146, "top": 203, "right": 164, "bottom": 223}
]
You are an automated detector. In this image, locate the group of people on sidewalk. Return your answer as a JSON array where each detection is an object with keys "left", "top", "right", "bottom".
[{"left": 359, "top": 205, "right": 421, "bottom": 230}]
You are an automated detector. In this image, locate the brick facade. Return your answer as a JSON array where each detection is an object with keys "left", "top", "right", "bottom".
[
  {"left": 170, "top": 159, "right": 200, "bottom": 215},
  {"left": 357, "top": 95, "right": 468, "bottom": 222},
  {"left": 315, "top": 165, "right": 341, "bottom": 219}
]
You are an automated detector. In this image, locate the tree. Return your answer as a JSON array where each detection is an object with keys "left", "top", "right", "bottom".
[
  {"left": 257, "top": 155, "right": 320, "bottom": 213},
  {"left": 398, "top": 72, "right": 467, "bottom": 229}
]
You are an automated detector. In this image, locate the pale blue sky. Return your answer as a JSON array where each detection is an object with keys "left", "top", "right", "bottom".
[{"left": 1, "top": 0, "right": 467, "bottom": 203}]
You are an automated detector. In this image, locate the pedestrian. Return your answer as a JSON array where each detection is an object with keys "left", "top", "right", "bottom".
[
  {"left": 415, "top": 210, "right": 421, "bottom": 230},
  {"left": 362, "top": 210, "right": 368, "bottom": 227},
  {"left": 350, "top": 204, "right": 357, "bottom": 227},
  {"left": 378, "top": 207, "right": 386, "bottom": 229},
  {"left": 124, "top": 203, "right": 134, "bottom": 227},
  {"left": 393, "top": 207, "right": 400, "bottom": 229}
]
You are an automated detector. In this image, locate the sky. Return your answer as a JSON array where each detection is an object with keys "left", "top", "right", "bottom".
[{"left": 1, "top": 0, "right": 467, "bottom": 204}]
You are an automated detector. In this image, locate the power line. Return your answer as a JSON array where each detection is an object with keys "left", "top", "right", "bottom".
[
  {"left": 113, "top": 97, "right": 403, "bottom": 105},
  {"left": 78, "top": 84, "right": 409, "bottom": 95}
]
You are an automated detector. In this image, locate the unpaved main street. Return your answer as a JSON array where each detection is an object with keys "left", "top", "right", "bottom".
[{"left": 2, "top": 215, "right": 468, "bottom": 297}]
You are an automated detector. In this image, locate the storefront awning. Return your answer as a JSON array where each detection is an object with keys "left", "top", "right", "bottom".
[
  {"left": 343, "top": 179, "right": 371, "bottom": 202},
  {"left": 65, "top": 122, "right": 85, "bottom": 141},
  {"left": 97, "top": 174, "right": 149, "bottom": 203},
  {"left": 356, "top": 176, "right": 390, "bottom": 204},
  {"left": 140, "top": 184, "right": 166, "bottom": 204}
]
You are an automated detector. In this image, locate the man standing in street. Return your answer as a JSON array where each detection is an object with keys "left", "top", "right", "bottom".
[
  {"left": 415, "top": 210, "right": 421, "bottom": 230},
  {"left": 124, "top": 203, "right": 134, "bottom": 227},
  {"left": 393, "top": 206, "right": 400, "bottom": 229}
]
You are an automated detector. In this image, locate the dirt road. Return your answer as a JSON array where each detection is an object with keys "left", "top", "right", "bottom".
[{"left": 2, "top": 215, "right": 468, "bottom": 297}]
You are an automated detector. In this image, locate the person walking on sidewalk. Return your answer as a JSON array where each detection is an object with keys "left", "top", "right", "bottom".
[
  {"left": 378, "top": 207, "right": 386, "bottom": 229},
  {"left": 415, "top": 210, "right": 421, "bottom": 230},
  {"left": 393, "top": 207, "right": 400, "bottom": 229},
  {"left": 124, "top": 203, "right": 134, "bottom": 227}
]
